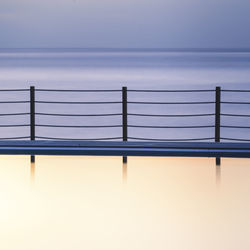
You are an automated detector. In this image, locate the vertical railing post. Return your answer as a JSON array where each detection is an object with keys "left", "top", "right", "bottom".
[
  {"left": 122, "top": 86, "right": 128, "bottom": 141},
  {"left": 30, "top": 86, "right": 35, "bottom": 162},
  {"left": 122, "top": 86, "right": 128, "bottom": 163},
  {"left": 215, "top": 86, "right": 221, "bottom": 142},
  {"left": 215, "top": 86, "right": 221, "bottom": 166}
]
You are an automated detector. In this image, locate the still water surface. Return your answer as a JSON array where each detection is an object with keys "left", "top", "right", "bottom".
[
  {"left": 0, "top": 155, "right": 250, "bottom": 250},
  {"left": 0, "top": 49, "right": 250, "bottom": 141}
]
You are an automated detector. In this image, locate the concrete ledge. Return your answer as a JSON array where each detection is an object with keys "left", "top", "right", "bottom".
[{"left": 0, "top": 140, "right": 249, "bottom": 158}]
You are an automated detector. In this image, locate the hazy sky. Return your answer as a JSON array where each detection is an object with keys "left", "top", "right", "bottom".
[{"left": 0, "top": 0, "right": 250, "bottom": 48}]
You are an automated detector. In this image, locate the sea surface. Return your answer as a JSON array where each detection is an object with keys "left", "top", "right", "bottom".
[
  {"left": 1, "top": 48, "right": 250, "bottom": 89},
  {"left": 0, "top": 48, "right": 250, "bottom": 141},
  {"left": 1, "top": 155, "right": 250, "bottom": 250}
]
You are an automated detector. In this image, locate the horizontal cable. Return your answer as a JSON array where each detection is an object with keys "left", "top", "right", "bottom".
[
  {"left": 36, "top": 136, "right": 123, "bottom": 140},
  {"left": 128, "top": 137, "right": 214, "bottom": 141},
  {"left": 36, "top": 112, "right": 122, "bottom": 117},
  {"left": 128, "top": 125, "right": 214, "bottom": 128},
  {"left": 128, "top": 89, "right": 215, "bottom": 93},
  {"left": 36, "top": 89, "right": 121, "bottom": 92},
  {"left": 221, "top": 125, "right": 250, "bottom": 129},
  {"left": 221, "top": 137, "right": 250, "bottom": 142},
  {"left": 0, "top": 101, "right": 29, "bottom": 104},
  {"left": 0, "top": 89, "right": 29, "bottom": 92},
  {"left": 127, "top": 101, "right": 215, "bottom": 105},
  {"left": 128, "top": 113, "right": 215, "bottom": 117},
  {"left": 36, "top": 124, "right": 122, "bottom": 128},
  {"left": 222, "top": 89, "right": 250, "bottom": 92},
  {"left": 221, "top": 101, "right": 250, "bottom": 105},
  {"left": 35, "top": 101, "right": 122, "bottom": 104},
  {"left": 0, "top": 136, "right": 30, "bottom": 140},
  {"left": 0, "top": 112, "right": 30, "bottom": 116},
  {"left": 221, "top": 113, "right": 250, "bottom": 117},
  {"left": 0, "top": 124, "right": 29, "bottom": 127}
]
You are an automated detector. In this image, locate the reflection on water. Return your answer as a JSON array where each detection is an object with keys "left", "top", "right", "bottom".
[
  {"left": 30, "top": 162, "right": 35, "bottom": 184},
  {"left": 216, "top": 158, "right": 221, "bottom": 187},
  {"left": 122, "top": 161, "right": 127, "bottom": 183},
  {"left": 1, "top": 155, "right": 250, "bottom": 250}
]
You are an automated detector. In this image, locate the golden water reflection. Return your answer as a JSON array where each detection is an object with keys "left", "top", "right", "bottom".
[{"left": 1, "top": 156, "right": 250, "bottom": 250}]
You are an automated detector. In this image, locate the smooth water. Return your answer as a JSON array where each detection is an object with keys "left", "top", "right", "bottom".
[
  {"left": 0, "top": 49, "right": 250, "bottom": 141},
  {"left": 0, "top": 48, "right": 250, "bottom": 89},
  {"left": 1, "top": 155, "right": 250, "bottom": 250}
]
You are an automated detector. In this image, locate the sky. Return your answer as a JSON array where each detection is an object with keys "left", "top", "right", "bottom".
[{"left": 0, "top": 0, "right": 250, "bottom": 48}]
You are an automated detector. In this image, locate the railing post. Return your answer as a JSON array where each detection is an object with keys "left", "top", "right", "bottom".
[
  {"left": 30, "top": 86, "right": 35, "bottom": 162},
  {"left": 122, "top": 86, "right": 128, "bottom": 163},
  {"left": 215, "top": 86, "right": 221, "bottom": 142},
  {"left": 122, "top": 86, "right": 128, "bottom": 141}
]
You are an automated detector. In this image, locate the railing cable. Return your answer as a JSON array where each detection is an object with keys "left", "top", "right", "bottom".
[
  {"left": 0, "top": 89, "right": 29, "bottom": 92},
  {"left": 0, "top": 113, "right": 29, "bottom": 116},
  {"left": 221, "top": 113, "right": 250, "bottom": 117},
  {"left": 0, "top": 124, "right": 29, "bottom": 127},
  {"left": 0, "top": 136, "right": 30, "bottom": 140},
  {"left": 36, "top": 89, "right": 121, "bottom": 92},
  {"left": 127, "top": 101, "right": 214, "bottom": 105},
  {"left": 128, "top": 137, "right": 214, "bottom": 141},
  {"left": 36, "top": 112, "right": 122, "bottom": 117},
  {"left": 128, "top": 113, "right": 215, "bottom": 117},
  {"left": 128, "top": 125, "right": 214, "bottom": 128},
  {"left": 36, "top": 124, "right": 122, "bottom": 128},
  {"left": 0, "top": 101, "right": 29, "bottom": 104},
  {"left": 221, "top": 137, "right": 250, "bottom": 142},
  {"left": 35, "top": 101, "right": 122, "bottom": 104},
  {"left": 36, "top": 136, "right": 123, "bottom": 140}
]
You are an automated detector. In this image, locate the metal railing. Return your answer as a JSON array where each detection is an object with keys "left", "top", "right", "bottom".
[{"left": 0, "top": 86, "right": 250, "bottom": 142}]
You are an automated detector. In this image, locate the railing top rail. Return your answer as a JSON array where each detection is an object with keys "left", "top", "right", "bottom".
[
  {"left": 1, "top": 88, "right": 250, "bottom": 93},
  {"left": 36, "top": 89, "right": 122, "bottom": 92},
  {"left": 128, "top": 89, "right": 215, "bottom": 93},
  {"left": 127, "top": 101, "right": 215, "bottom": 105}
]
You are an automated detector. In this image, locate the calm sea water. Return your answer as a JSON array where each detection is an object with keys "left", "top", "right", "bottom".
[
  {"left": 0, "top": 48, "right": 250, "bottom": 89},
  {"left": 1, "top": 155, "right": 250, "bottom": 250},
  {"left": 0, "top": 48, "right": 250, "bottom": 141}
]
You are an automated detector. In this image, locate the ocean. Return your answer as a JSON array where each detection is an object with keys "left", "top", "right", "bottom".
[
  {"left": 1, "top": 48, "right": 250, "bottom": 89},
  {"left": 0, "top": 48, "right": 250, "bottom": 141}
]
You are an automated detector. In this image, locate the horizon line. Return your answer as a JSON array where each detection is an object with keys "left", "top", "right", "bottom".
[{"left": 1, "top": 47, "right": 250, "bottom": 51}]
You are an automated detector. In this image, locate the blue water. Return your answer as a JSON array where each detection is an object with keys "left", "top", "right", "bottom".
[
  {"left": 0, "top": 48, "right": 250, "bottom": 141},
  {"left": 0, "top": 48, "right": 250, "bottom": 89}
]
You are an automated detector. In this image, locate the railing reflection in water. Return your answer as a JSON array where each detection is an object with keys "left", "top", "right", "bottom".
[{"left": 29, "top": 156, "right": 222, "bottom": 186}]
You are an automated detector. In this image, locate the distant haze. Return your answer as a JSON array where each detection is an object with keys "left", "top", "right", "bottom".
[{"left": 0, "top": 0, "right": 250, "bottom": 48}]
